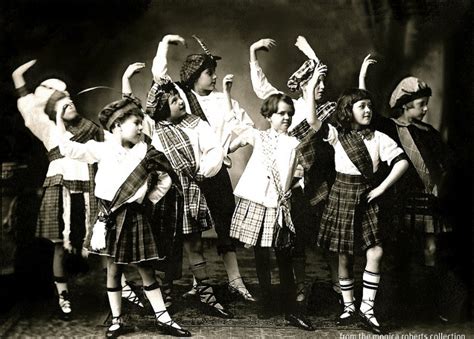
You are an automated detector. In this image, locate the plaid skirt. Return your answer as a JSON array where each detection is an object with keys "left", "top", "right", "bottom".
[
  {"left": 317, "top": 173, "right": 381, "bottom": 255},
  {"left": 399, "top": 192, "right": 452, "bottom": 234},
  {"left": 230, "top": 198, "right": 277, "bottom": 248},
  {"left": 90, "top": 202, "right": 165, "bottom": 264}
]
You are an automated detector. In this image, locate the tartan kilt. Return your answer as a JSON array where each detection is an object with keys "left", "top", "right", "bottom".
[
  {"left": 399, "top": 191, "right": 452, "bottom": 234},
  {"left": 317, "top": 173, "right": 381, "bottom": 255},
  {"left": 90, "top": 202, "right": 165, "bottom": 264},
  {"left": 36, "top": 185, "right": 63, "bottom": 243},
  {"left": 230, "top": 198, "right": 277, "bottom": 248}
]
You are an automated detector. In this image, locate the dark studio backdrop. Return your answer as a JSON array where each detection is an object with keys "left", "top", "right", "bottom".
[{"left": 0, "top": 0, "right": 472, "bottom": 314}]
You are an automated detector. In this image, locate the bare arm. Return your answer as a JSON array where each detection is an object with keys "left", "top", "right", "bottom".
[
  {"left": 151, "top": 34, "right": 186, "bottom": 82},
  {"left": 122, "top": 62, "right": 146, "bottom": 95},
  {"left": 304, "top": 63, "right": 328, "bottom": 131},
  {"left": 358, "top": 54, "right": 377, "bottom": 90},
  {"left": 12, "top": 59, "right": 36, "bottom": 89}
]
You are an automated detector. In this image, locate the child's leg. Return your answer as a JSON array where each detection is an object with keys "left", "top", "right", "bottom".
[
  {"left": 137, "top": 264, "right": 186, "bottom": 331},
  {"left": 254, "top": 246, "right": 271, "bottom": 300},
  {"left": 338, "top": 253, "right": 356, "bottom": 320},
  {"left": 183, "top": 233, "right": 232, "bottom": 318},
  {"left": 275, "top": 248, "right": 296, "bottom": 313},
  {"left": 106, "top": 258, "right": 123, "bottom": 319},
  {"left": 53, "top": 243, "right": 71, "bottom": 317},
  {"left": 361, "top": 245, "right": 383, "bottom": 327},
  {"left": 424, "top": 234, "right": 437, "bottom": 267},
  {"left": 222, "top": 251, "right": 255, "bottom": 301}
]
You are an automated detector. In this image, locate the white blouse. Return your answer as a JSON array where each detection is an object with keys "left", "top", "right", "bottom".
[
  {"left": 150, "top": 118, "right": 223, "bottom": 178},
  {"left": 324, "top": 124, "right": 404, "bottom": 175},
  {"left": 17, "top": 94, "right": 91, "bottom": 183},
  {"left": 59, "top": 138, "right": 171, "bottom": 205},
  {"left": 233, "top": 128, "right": 300, "bottom": 208}
]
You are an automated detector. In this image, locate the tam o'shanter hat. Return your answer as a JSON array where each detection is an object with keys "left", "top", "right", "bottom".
[
  {"left": 389, "top": 76, "right": 432, "bottom": 109},
  {"left": 33, "top": 78, "right": 70, "bottom": 119},
  {"left": 180, "top": 35, "right": 221, "bottom": 86}
]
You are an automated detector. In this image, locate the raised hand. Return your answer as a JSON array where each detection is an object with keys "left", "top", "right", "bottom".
[
  {"left": 295, "top": 36, "right": 318, "bottom": 61},
  {"left": 123, "top": 62, "right": 146, "bottom": 79},
  {"left": 12, "top": 59, "right": 37, "bottom": 89},
  {"left": 359, "top": 54, "right": 377, "bottom": 79},
  {"left": 163, "top": 34, "right": 187, "bottom": 47},
  {"left": 222, "top": 74, "right": 234, "bottom": 94},
  {"left": 307, "top": 63, "right": 328, "bottom": 90},
  {"left": 250, "top": 38, "right": 276, "bottom": 53}
]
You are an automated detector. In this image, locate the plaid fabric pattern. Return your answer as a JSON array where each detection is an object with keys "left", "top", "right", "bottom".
[
  {"left": 90, "top": 202, "right": 165, "bottom": 264},
  {"left": 317, "top": 173, "right": 381, "bottom": 254},
  {"left": 146, "top": 75, "right": 175, "bottom": 118},
  {"left": 179, "top": 54, "right": 218, "bottom": 87},
  {"left": 175, "top": 82, "right": 209, "bottom": 122},
  {"left": 338, "top": 130, "right": 375, "bottom": 184},
  {"left": 395, "top": 124, "right": 435, "bottom": 194},
  {"left": 401, "top": 192, "right": 451, "bottom": 234},
  {"left": 230, "top": 198, "right": 277, "bottom": 247},
  {"left": 287, "top": 59, "right": 319, "bottom": 92},
  {"left": 36, "top": 185, "right": 63, "bottom": 242},
  {"left": 155, "top": 116, "right": 213, "bottom": 234}
]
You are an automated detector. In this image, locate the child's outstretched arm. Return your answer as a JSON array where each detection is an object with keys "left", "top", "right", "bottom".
[
  {"left": 122, "top": 62, "right": 146, "bottom": 96},
  {"left": 304, "top": 63, "right": 327, "bottom": 132},
  {"left": 12, "top": 59, "right": 36, "bottom": 90},
  {"left": 358, "top": 54, "right": 377, "bottom": 90},
  {"left": 151, "top": 34, "right": 186, "bottom": 82},
  {"left": 367, "top": 159, "right": 408, "bottom": 203},
  {"left": 249, "top": 38, "right": 279, "bottom": 99}
]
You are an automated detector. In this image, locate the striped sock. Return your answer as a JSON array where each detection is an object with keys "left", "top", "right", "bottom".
[
  {"left": 339, "top": 278, "right": 355, "bottom": 318},
  {"left": 360, "top": 270, "right": 381, "bottom": 326}
]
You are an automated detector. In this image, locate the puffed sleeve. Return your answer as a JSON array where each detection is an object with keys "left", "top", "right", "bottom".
[
  {"left": 196, "top": 120, "right": 224, "bottom": 177},
  {"left": 147, "top": 171, "right": 172, "bottom": 204},
  {"left": 59, "top": 137, "right": 106, "bottom": 164},
  {"left": 249, "top": 60, "right": 281, "bottom": 100},
  {"left": 323, "top": 123, "right": 338, "bottom": 146},
  {"left": 378, "top": 131, "right": 405, "bottom": 166}
]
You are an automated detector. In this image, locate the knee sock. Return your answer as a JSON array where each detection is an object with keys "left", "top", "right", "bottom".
[
  {"left": 54, "top": 276, "right": 68, "bottom": 295},
  {"left": 143, "top": 282, "right": 180, "bottom": 329},
  {"left": 339, "top": 277, "right": 355, "bottom": 318},
  {"left": 106, "top": 286, "right": 122, "bottom": 318},
  {"left": 360, "top": 270, "right": 381, "bottom": 326}
]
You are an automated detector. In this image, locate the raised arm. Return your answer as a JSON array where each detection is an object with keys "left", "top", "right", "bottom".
[
  {"left": 304, "top": 63, "right": 327, "bottom": 132},
  {"left": 12, "top": 59, "right": 36, "bottom": 90},
  {"left": 358, "top": 54, "right": 377, "bottom": 90},
  {"left": 249, "top": 38, "right": 280, "bottom": 99},
  {"left": 122, "top": 62, "right": 146, "bottom": 96},
  {"left": 294, "top": 36, "right": 319, "bottom": 62},
  {"left": 151, "top": 34, "right": 186, "bottom": 82}
]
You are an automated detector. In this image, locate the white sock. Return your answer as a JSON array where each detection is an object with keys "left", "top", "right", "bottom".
[
  {"left": 339, "top": 278, "right": 355, "bottom": 318},
  {"left": 360, "top": 270, "right": 381, "bottom": 326},
  {"left": 144, "top": 284, "right": 180, "bottom": 329}
]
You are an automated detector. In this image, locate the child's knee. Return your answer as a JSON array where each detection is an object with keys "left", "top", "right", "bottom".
[{"left": 367, "top": 245, "right": 383, "bottom": 262}]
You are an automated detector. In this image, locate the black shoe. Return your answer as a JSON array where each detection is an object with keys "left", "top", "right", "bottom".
[
  {"left": 358, "top": 310, "right": 386, "bottom": 335},
  {"left": 58, "top": 291, "right": 72, "bottom": 321},
  {"left": 335, "top": 312, "right": 356, "bottom": 326},
  {"left": 106, "top": 316, "right": 125, "bottom": 338},
  {"left": 285, "top": 313, "right": 315, "bottom": 331},
  {"left": 196, "top": 282, "right": 234, "bottom": 319},
  {"left": 155, "top": 310, "right": 192, "bottom": 337}
]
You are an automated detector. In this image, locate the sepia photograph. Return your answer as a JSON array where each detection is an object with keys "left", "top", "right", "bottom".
[{"left": 0, "top": 0, "right": 472, "bottom": 337}]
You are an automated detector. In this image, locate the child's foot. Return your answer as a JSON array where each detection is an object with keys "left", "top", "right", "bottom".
[
  {"left": 58, "top": 291, "right": 72, "bottom": 320},
  {"left": 285, "top": 313, "right": 315, "bottom": 331},
  {"left": 106, "top": 315, "right": 125, "bottom": 338},
  {"left": 228, "top": 277, "right": 256, "bottom": 302},
  {"left": 121, "top": 281, "right": 144, "bottom": 308},
  {"left": 336, "top": 301, "right": 356, "bottom": 326},
  {"left": 155, "top": 310, "right": 191, "bottom": 337},
  {"left": 196, "top": 281, "right": 233, "bottom": 319},
  {"left": 359, "top": 300, "right": 386, "bottom": 334}
]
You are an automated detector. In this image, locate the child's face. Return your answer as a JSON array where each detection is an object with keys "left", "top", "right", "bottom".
[
  {"left": 351, "top": 99, "right": 372, "bottom": 127},
  {"left": 56, "top": 97, "right": 78, "bottom": 121},
  {"left": 267, "top": 101, "right": 294, "bottom": 133},
  {"left": 119, "top": 115, "right": 143, "bottom": 146},
  {"left": 167, "top": 93, "right": 186, "bottom": 121},
  {"left": 194, "top": 67, "right": 217, "bottom": 93},
  {"left": 403, "top": 97, "right": 429, "bottom": 122},
  {"left": 313, "top": 75, "right": 326, "bottom": 101}
]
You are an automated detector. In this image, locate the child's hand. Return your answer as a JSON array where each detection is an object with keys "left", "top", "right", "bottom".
[
  {"left": 367, "top": 185, "right": 385, "bottom": 203},
  {"left": 307, "top": 63, "right": 327, "bottom": 89},
  {"left": 12, "top": 59, "right": 37, "bottom": 77},
  {"left": 163, "top": 34, "right": 187, "bottom": 47},
  {"left": 295, "top": 35, "right": 318, "bottom": 60},
  {"left": 250, "top": 38, "right": 276, "bottom": 52},
  {"left": 123, "top": 62, "right": 146, "bottom": 79},
  {"left": 359, "top": 54, "right": 377, "bottom": 79},
  {"left": 223, "top": 74, "right": 234, "bottom": 94}
]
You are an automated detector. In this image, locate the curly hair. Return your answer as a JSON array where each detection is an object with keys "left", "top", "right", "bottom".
[
  {"left": 334, "top": 88, "right": 374, "bottom": 133},
  {"left": 260, "top": 93, "right": 295, "bottom": 118},
  {"left": 99, "top": 96, "right": 144, "bottom": 132}
]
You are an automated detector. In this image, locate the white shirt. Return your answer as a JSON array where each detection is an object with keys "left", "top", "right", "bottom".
[
  {"left": 59, "top": 138, "right": 171, "bottom": 205},
  {"left": 325, "top": 124, "right": 404, "bottom": 175},
  {"left": 233, "top": 128, "right": 299, "bottom": 208},
  {"left": 150, "top": 119, "right": 224, "bottom": 178},
  {"left": 152, "top": 42, "right": 254, "bottom": 164},
  {"left": 17, "top": 94, "right": 91, "bottom": 183}
]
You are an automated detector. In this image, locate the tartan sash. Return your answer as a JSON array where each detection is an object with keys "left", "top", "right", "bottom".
[
  {"left": 392, "top": 119, "right": 437, "bottom": 194},
  {"left": 175, "top": 82, "right": 209, "bottom": 122},
  {"left": 155, "top": 117, "right": 211, "bottom": 226},
  {"left": 260, "top": 130, "right": 296, "bottom": 249},
  {"left": 338, "top": 130, "right": 375, "bottom": 185}
]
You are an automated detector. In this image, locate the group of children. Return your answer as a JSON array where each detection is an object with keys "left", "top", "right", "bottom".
[{"left": 12, "top": 34, "right": 453, "bottom": 337}]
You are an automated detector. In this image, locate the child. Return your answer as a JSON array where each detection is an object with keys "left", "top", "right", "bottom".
[
  {"left": 151, "top": 34, "right": 255, "bottom": 302},
  {"left": 146, "top": 55, "right": 233, "bottom": 319},
  {"left": 228, "top": 79, "right": 323, "bottom": 330},
  {"left": 309, "top": 88, "right": 409, "bottom": 334},
  {"left": 56, "top": 97, "right": 191, "bottom": 337},
  {"left": 12, "top": 60, "right": 103, "bottom": 320},
  {"left": 249, "top": 36, "right": 340, "bottom": 310},
  {"left": 360, "top": 61, "right": 455, "bottom": 322}
]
